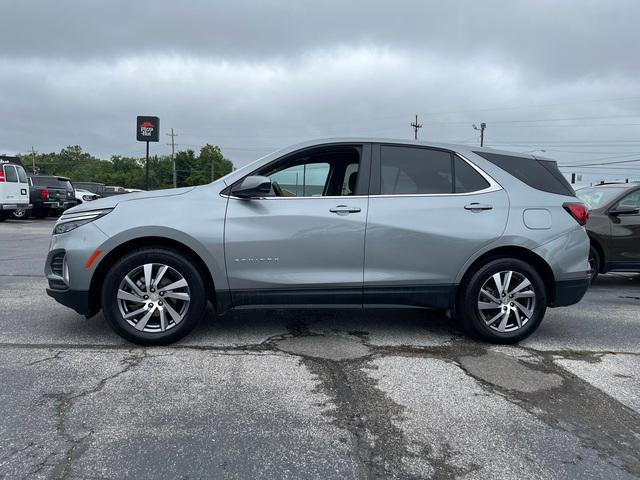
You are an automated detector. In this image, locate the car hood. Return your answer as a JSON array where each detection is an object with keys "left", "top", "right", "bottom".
[{"left": 66, "top": 186, "right": 196, "bottom": 213}]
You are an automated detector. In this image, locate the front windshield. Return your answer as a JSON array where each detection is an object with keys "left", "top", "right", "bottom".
[{"left": 577, "top": 187, "right": 627, "bottom": 209}]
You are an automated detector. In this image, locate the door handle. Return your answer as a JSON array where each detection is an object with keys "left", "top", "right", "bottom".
[
  {"left": 330, "top": 205, "right": 361, "bottom": 214},
  {"left": 464, "top": 203, "right": 493, "bottom": 211}
]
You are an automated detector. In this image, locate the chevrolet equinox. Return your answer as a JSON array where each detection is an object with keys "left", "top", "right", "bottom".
[{"left": 46, "top": 139, "right": 591, "bottom": 345}]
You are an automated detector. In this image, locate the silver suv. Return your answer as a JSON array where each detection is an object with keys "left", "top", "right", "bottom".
[{"left": 45, "top": 139, "right": 591, "bottom": 345}]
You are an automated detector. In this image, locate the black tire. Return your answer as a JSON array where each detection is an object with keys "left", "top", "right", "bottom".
[
  {"left": 588, "top": 246, "right": 600, "bottom": 284},
  {"left": 33, "top": 208, "right": 50, "bottom": 219},
  {"left": 456, "top": 258, "right": 547, "bottom": 344},
  {"left": 0, "top": 212, "right": 6, "bottom": 221},
  {"left": 101, "top": 247, "right": 208, "bottom": 345}
]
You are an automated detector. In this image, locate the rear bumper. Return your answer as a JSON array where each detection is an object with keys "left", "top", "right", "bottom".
[
  {"left": 1, "top": 203, "right": 31, "bottom": 211},
  {"left": 552, "top": 278, "right": 590, "bottom": 307},
  {"left": 46, "top": 287, "right": 93, "bottom": 316}
]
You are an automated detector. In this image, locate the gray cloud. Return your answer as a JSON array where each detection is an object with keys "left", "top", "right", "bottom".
[{"left": 1, "top": 0, "right": 639, "bottom": 182}]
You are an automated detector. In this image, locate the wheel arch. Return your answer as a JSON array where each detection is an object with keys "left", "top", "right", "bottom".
[
  {"left": 457, "top": 245, "right": 556, "bottom": 306},
  {"left": 88, "top": 236, "right": 217, "bottom": 316}
]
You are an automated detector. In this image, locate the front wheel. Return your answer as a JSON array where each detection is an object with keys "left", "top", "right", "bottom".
[
  {"left": 456, "top": 258, "right": 547, "bottom": 344},
  {"left": 101, "top": 248, "right": 208, "bottom": 345},
  {"left": 588, "top": 247, "right": 600, "bottom": 283}
]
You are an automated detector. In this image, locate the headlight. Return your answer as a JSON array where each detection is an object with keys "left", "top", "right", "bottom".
[
  {"left": 53, "top": 209, "right": 113, "bottom": 235},
  {"left": 82, "top": 195, "right": 94, "bottom": 201}
]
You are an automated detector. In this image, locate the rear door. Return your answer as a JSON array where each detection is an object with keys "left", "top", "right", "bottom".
[
  {"left": 363, "top": 144, "right": 509, "bottom": 308},
  {"left": 1, "top": 165, "right": 21, "bottom": 205},
  {"left": 15, "top": 165, "right": 30, "bottom": 204}
]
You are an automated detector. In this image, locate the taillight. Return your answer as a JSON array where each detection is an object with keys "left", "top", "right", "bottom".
[
  {"left": 0, "top": 171, "right": 5, "bottom": 182},
  {"left": 41, "top": 188, "right": 49, "bottom": 200},
  {"left": 563, "top": 202, "right": 589, "bottom": 226}
]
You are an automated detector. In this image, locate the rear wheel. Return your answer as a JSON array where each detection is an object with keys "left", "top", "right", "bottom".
[
  {"left": 456, "top": 258, "right": 547, "bottom": 344},
  {"left": 33, "top": 208, "right": 50, "bottom": 219},
  {"left": 101, "top": 248, "right": 207, "bottom": 345},
  {"left": 11, "top": 208, "right": 29, "bottom": 220}
]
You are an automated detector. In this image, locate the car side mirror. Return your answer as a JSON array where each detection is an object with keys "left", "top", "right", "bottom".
[
  {"left": 233, "top": 175, "right": 272, "bottom": 198},
  {"left": 609, "top": 206, "right": 640, "bottom": 216}
]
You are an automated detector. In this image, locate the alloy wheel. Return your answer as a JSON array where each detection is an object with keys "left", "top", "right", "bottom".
[
  {"left": 476, "top": 270, "right": 536, "bottom": 333},
  {"left": 116, "top": 263, "right": 191, "bottom": 333}
]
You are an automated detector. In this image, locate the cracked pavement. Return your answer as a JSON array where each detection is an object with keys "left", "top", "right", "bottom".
[{"left": 1, "top": 219, "right": 639, "bottom": 479}]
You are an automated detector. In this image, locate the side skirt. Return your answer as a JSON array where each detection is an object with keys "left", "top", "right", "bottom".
[{"left": 215, "top": 284, "right": 457, "bottom": 314}]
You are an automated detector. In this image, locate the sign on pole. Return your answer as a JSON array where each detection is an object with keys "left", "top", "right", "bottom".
[
  {"left": 137, "top": 116, "right": 160, "bottom": 142},
  {"left": 136, "top": 116, "right": 160, "bottom": 190}
]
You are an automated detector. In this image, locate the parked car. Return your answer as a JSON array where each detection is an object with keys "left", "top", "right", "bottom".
[
  {"left": 74, "top": 188, "right": 100, "bottom": 205},
  {"left": 0, "top": 156, "right": 31, "bottom": 221},
  {"left": 45, "top": 139, "right": 590, "bottom": 345},
  {"left": 74, "top": 182, "right": 130, "bottom": 197},
  {"left": 576, "top": 182, "right": 640, "bottom": 281},
  {"left": 26, "top": 175, "right": 76, "bottom": 218}
]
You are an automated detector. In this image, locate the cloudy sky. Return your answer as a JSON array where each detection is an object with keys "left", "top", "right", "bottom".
[{"left": 1, "top": 0, "right": 639, "bottom": 183}]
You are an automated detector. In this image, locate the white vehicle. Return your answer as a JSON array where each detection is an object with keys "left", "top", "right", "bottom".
[
  {"left": 74, "top": 188, "right": 100, "bottom": 204},
  {"left": 0, "top": 156, "right": 31, "bottom": 221}
]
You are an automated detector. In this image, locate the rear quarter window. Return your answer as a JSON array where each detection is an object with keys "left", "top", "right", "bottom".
[{"left": 474, "top": 152, "right": 575, "bottom": 196}]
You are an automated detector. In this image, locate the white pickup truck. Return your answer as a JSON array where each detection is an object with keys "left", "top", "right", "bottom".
[{"left": 0, "top": 156, "right": 31, "bottom": 221}]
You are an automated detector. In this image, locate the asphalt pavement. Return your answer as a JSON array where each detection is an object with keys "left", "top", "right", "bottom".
[{"left": 1, "top": 218, "right": 639, "bottom": 479}]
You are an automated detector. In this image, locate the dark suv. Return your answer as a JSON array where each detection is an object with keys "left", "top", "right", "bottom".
[{"left": 577, "top": 182, "right": 640, "bottom": 280}]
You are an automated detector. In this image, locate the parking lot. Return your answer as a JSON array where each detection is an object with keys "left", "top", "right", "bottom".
[{"left": 1, "top": 218, "right": 639, "bottom": 479}]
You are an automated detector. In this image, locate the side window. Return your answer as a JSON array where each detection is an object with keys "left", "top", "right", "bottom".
[
  {"left": 269, "top": 162, "right": 330, "bottom": 197},
  {"left": 618, "top": 191, "right": 640, "bottom": 209},
  {"left": 454, "top": 156, "right": 490, "bottom": 193},
  {"left": 3, "top": 165, "right": 18, "bottom": 182},
  {"left": 380, "top": 146, "right": 452, "bottom": 195},
  {"left": 16, "top": 166, "right": 28, "bottom": 183}
]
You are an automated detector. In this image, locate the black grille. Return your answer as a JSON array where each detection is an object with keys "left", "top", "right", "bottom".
[
  {"left": 48, "top": 278, "right": 67, "bottom": 290},
  {"left": 51, "top": 252, "right": 65, "bottom": 276}
]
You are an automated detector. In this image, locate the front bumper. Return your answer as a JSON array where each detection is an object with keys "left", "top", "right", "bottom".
[
  {"left": 46, "top": 287, "right": 93, "bottom": 316},
  {"left": 552, "top": 278, "right": 590, "bottom": 307}
]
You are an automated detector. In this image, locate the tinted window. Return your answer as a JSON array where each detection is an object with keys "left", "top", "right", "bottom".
[
  {"left": 454, "top": 156, "right": 489, "bottom": 193},
  {"left": 16, "top": 166, "right": 28, "bottom": 183},
  {"left": 3, "top": 165, "right": 18, "bottom": 182},
  {"left": 474, "top": 152, "right": 574, "bottom": 196},
  {"left": 380, "top": 146, "right": 452, "bottom": 194}
]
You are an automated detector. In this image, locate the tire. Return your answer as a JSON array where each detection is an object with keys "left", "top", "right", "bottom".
[
  {"left": 456, "top": 258, "right": 547, "bottom": 344},
  {"left": 0, "top": 212, "right": 6, "bottom": 221},
  {"left": 11, "top": 208, "right": 29, "bottom": 220},
  {"left": 33, "top": 208, "right": 50, "bottom": 219},
  {"left": 588, "top": 246, "right": 600, "bottom": 283},
  {"left": 101, "top": 248, "right": 208, "bottom": 345}
]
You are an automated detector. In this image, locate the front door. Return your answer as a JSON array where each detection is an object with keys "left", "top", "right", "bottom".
[
  {"left": 363, "top": 144, "right": 509, "bottom": 308},
  {"left": 224, "top": 144, "right": 370, "bottom": 307},
  {"left": 608, "top": 188, "right": 640, "bottom": 266}
]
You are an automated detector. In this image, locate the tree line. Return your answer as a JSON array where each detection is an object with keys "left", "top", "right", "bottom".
[{"left": 19, "top": 144, "right": 234, "bottom": 190}]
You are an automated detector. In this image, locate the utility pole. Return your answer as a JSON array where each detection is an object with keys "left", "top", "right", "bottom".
[
  {"left": 472, "top": 123, "right": 487, "bottom": 147},
  {"left": 411, "top": 114, "right": 422, "bottom": 140},
  {"left": 166, "top": 128, "right": 178, "bottom": 188},
  {"left": 210, "top": 155, "right": 215, "bottom": 182},
  {"left": 30, "top": 146, "right": 37, "bottom": 173}
]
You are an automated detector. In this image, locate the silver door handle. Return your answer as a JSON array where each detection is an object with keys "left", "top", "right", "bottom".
[
  {"left": 330, "top": 205, "right": 361, "bottom": 214},
  {"left": 464, "top": 203, "right": 493, "bottom": 211}
]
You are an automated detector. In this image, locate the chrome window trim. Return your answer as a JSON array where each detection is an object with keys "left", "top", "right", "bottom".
[{"left": 220, "top": 151, "right": 503, "bottom": 200}]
